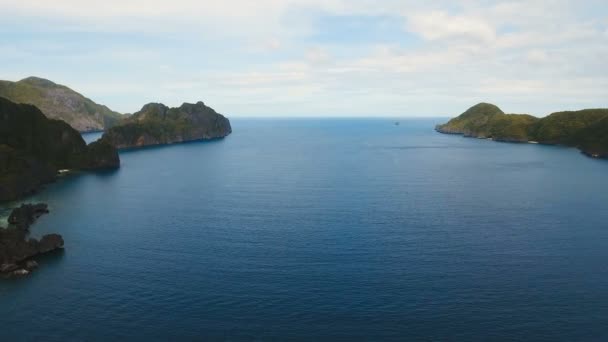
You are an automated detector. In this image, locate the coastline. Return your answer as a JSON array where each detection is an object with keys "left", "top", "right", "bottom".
[
  {"left": 435, "top": 127, "right": 607, "bottom": 159},
  {"left": 434, "top": 103, "right": 608, "bottom": 160}
]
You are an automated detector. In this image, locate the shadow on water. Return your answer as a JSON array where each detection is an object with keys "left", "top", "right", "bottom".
[
  {"left": 35, "top": 248, "right": 66, "bottom": 268},
  {"left": 2, "top": 138, "right": 224, "bottom": 215},
  {"left": 118, "top": 137, "right": 228, "bottom": 155},
  {"left": 89, "top": 167, "right": 120, "bottom": 179},
  {"left": 0, "top": 167, "right": 121, "bottom": 216}
]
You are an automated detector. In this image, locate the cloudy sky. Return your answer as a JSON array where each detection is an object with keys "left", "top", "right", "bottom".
[{"left": 1, "top": 0, "right": 607, "bottom": 117}]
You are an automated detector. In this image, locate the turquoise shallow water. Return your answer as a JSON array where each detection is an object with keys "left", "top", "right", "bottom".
[{"left": 1, "top": 119, "right": 608, "bottom": 341}]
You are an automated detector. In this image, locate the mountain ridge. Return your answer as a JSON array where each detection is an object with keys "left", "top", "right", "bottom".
[{"left": 0, "top": 77, "right": 123, "bottom": 132}]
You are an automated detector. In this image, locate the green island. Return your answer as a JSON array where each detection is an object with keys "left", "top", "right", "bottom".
[
  {"left": 101, "top": 102, "right": 232, "bottom": 149},
  {"left": 0, "top": 79, "right": 232, "bottom": 277},
  {"left": 0, "top": 74, "right": 233, "bottom": 277},
  {"left": 436, "top": 103, "right": 608, "bottom": 158},
  {"left": 0, "top": 77, "right": 122, "bottom": 132}
]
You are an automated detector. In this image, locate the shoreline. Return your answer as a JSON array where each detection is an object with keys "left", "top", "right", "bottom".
[{"left": 435, "top": 127, "right": 607, "bottom": 160}]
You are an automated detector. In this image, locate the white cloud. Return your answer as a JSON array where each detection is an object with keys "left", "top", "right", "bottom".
[
  {"left": 406, "top": 11, "right": 496, "bottom": 42},
  {"left": 264, "top": 38, "right": 283, "bottom": 51},
  {"left": 525, "top": 49, "right": 549, "bottom": 65},
  {"left": 305, "top": 47, "right": 331, "bottom": 64},
  {"left": 0, "top": 0, "right": 343, "bottom": 38}
]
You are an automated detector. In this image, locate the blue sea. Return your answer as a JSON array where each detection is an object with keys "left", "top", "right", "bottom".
[{"left": 1, "top": 119, "right": 608, "bottom": 341}]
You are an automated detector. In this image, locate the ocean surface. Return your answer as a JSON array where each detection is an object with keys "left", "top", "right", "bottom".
[{"left": 1, "top": 119, "right": 608, "bottom": 341}]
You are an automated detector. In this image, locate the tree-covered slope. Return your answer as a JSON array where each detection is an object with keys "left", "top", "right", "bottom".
[
  {"left": 436, "top": 103, "right": 539, "bottom": 142},
  {"left": 0, "top": 77, "right": 123, "bottom": 132},
  {"left": 531, "top": 109, "right": 608, "bottom": 146},
  {"left": 434, "top": 103, "right": 505, "bottom": 135},
  {"left": 0, "top": 97, "right": 120, "bottom": 201},
  {"left": 436, "top": 103, "right": 608, "bottom": 158},
  {"left": 102, "top": 101, "right": 232, "bottom": 149}
]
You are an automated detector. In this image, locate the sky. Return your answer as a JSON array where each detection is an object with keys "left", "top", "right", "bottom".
[{"left": 0, "top": 0, "right": 607, "bottom": 117}]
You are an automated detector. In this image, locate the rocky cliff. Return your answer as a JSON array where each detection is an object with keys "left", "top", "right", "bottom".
[
  {"left": 0, "top": 77, "right": 123, "bottom": 132},
  {"left": 0, "top": 97, "right": 120, "bottom": 202},
  {"left": 102, "top": 101, "right": 232, "bottom": 149}
]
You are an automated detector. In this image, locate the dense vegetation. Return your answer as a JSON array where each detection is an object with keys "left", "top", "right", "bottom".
[
  {"left": 436, "top": 103, "right": 608, "bottom": 158},
  {"left": 102, "top": 102, "right": 232, "bottom": 149},
  {"left": 0, "top": 77, "right": 123, "bottom": 132},
  {"left": 576, "top": 116, "right": 608, "bottom": 157},
  {"left": 0, "top": 97, "right": 120, "bottom": 201},
  {"left": 0, "top": 145, "right": 56, "bottom": 202}
]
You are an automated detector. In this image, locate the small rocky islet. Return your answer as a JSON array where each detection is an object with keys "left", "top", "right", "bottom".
[
  {"left": 0, "top": 203, "right": 63, "bottom": 277},
  {"left": 436, "top": 103, "right": 608, "bottom": 158}
]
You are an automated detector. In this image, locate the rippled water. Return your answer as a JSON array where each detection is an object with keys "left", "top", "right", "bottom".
[{"left": 1, "top": 119, "right": 608, "bottom": 340}]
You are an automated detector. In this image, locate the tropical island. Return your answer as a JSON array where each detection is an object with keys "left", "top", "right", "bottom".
[
  {"left": 0, "top": 76, "right": 233, "bottom": 203},
  {"left": 436, "top": 103, "right": 608, "bottom": 158},
  {"left": 0, "top": 77, "right": 232, "bottom": 277},
  {"left": 101, "top": 101, "right": 232, "bottom": 149}
]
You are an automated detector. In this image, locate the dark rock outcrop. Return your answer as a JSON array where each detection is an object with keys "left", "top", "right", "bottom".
[
  {"left": 0, "top": 97, "right": 120, "bottom": 201},
  {"left": 81, "top": 140, "right": 121, "bottom": 169},
  {"left": 102, "top": 101, "right": 232, "bottom": 149},
  {"left": 0, "top": 203, "right": 63, "bottom": 278},
  {"left": 8, "top": 203, "right": 49, "bottom": 230},
  {"left": 38, "top": 234, "right": 64, "bottom": 254},
  {"left": 0, "top": 144, "right": 57, "bottom": 201},
  {"left": 436, "top": 103, "right": 608, "bottom": 158}
]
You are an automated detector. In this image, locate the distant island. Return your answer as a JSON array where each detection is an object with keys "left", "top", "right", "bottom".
[
  {"left": 0, "top": 77, "right": 123, "bottom": 132},
  {"left": 436, "top": 103, "right": 608, "bottom": 158},
  {"left": 101, "top": 102, "right": 232, "bottom": 149}
]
